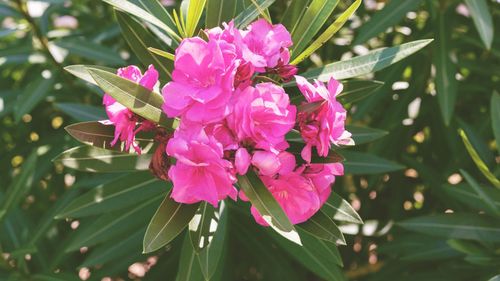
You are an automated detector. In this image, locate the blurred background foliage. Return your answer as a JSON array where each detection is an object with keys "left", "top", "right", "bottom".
[{"left": 0, "top": 0, "right": 499, "bottom": 280}]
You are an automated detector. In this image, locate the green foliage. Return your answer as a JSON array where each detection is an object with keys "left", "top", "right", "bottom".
[{"left": 1, "top": 0, "right": 498, "bottom": 280}]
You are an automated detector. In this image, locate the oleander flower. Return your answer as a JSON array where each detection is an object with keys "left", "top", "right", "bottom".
[
  {"left": 166, "top": 124, "right": 237, "bottom": 207},
  {"left": 226, "top": 82, "right": 296, "bottom": 152},
  {"left": 295, "top": 75, "right": 354, "bottom": 162},
  {"left": 162, "top": 37, "right": 238, "bottom": 124},
  {"left": 240, "top": 19, "right": 292, "bottom": 71},
  {"left": 103, "top": 65, "right": 158, "bottom": 154}
]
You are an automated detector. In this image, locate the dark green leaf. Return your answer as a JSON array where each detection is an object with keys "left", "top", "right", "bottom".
[
  {"left": 55, "top": 103, "right": 107, "bottom": 122},
  {"left": 116, "top": 10, "right": 173, "bottom": 79},
  {"left": 353, "top": 0, "right": 424, "bottom": 45},
  {"left": 460, "top": 170, "right": 500, "bottom": 216},
  {"left": 398, "top": 214, "right": 500, "bottom": 242},
  {"left": 491, "top": 92, "right": 500, "bottom": 154},
  {"left": 338, "top": 80, "right": 384, "bottom": 104},
  {"left": 53, "top": 146, "right": 152, "bottom": 173},
  {"left": 176, "top": 233, "right": 204, "bottom": 281},
  {"left": 346, "top": 125, "right": 388, "bottom": 145},
  {"left": 234, "top": 0, "right": 276, "bottom": 28},
  {"left": 237, "top": 170, "right": 301, "bottom": 244},
  {"left": 442, "top": 183, "right": 500, "bottom": 216},
  {"left": 298, "top": 210, "right": 346, "bottom": 245},
  {"left": 189, "top": 202, "right": 217, "bottom": 252},
  {"left": 280, "top": 0, "right": 308, "bottom": 34},
  {"left": 464, "top": 0, "right": 494, "bottom": 50},
  {"left": 55, "top": 172, "right": 166, "bottom": 218},
  {"left": 205, "top": 0, "right": 238, "bottom": 28},
  {"left": 53, "top": 39, "right": 125, "bottom": 65},
  {"left": 322, "top": 192, "right": 363, "bottom": 224},
  {"left": 341, "top": 150, "right": 404, "bottom": 174},
  {"left": 143, "top": 194, "right": 200, "bottom": 253},
  {"left": 14, "top": 73, "right": 55, "bottom": 123}
]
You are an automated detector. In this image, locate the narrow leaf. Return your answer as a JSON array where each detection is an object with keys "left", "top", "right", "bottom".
[
  {"left": 186, "top": 0, "right": 207, "bottom": 37},
  {"left": 148, "top": 47, "right": 175, "bottom": 61},
  {"left": 322, "top": 192, "right": 363, "bottom": 224},
  {"left": 53, "top": 145, "right": 152, "bottom": 173},
  {"left": 298, "top": 210, "right": 346, "bottom": 245},
  {"left": 337, "top": 80, "right": 384, "bottom": 104},
  {"left": 175, "top": 233, "right": 204, "bottom": 281},
  {"left": 341, "top": 150, "right": 404, "bottom": 175},
  {"left": 491, "top": 92, "right": 500, "bottom": 152},
  {"left": 143, "top": 193, "right": 200, "bottom": 253},
  {"left": 280, "top": 0, "right": 309, "bottom": 35},
  {"left": 14, "top": 73, "right": 55, "bottom": 123},
  {"left": 205, "top": 0, "right": 237, "bottom": 28},
  {"left": 234, "top": 0, "right": 276, "bottom": 28},
  {"left": 56, "top": 103, "right": 107, "bottom": 122},
  {"left": 87, "top": 67, "right": 171, "bottom": 127},
  {"left": 460, "top": 170, "right": 500, "bottom": 216},
  {"left": 55, "top": 172, "right": 166, "bottom": 218},
  {"left": 464, "top": 0, "right": 494, "bottom": 50},
  {"left": 116, "top": 10, "right": 173, "bottom": 79},
  {"left": 288, "top": 39, "right": 433, "bottom": 85},
  {"left": 346, "top": 125, "right": 388, "bottom": 145},
  {"left": 459, "top": 129, "right": 500, "bottom": 188},
  {"left": 53, "top": 39, "right": 125, "bottom": 65},
  {"left": 237, "top": 170, "right": 301, "bottom": 245},
  {"left": 353, "top": 0, "right": 424, "bottom": 45}
]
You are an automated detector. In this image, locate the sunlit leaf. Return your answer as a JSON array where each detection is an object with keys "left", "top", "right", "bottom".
[
  {"left": 464, "top": 0, "right": 494, "bottom": 50},
  {"left": 322, "top": 192, "right": 363, "bottom": 224},
  {"left": 234, "top": 0, "right": 275, "bottom": 28},
  {"left": 185, "top": 0, "right": 206, "bottom": 37}
]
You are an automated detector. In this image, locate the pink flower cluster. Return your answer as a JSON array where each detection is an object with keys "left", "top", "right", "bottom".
[{"left": 102, "top": 19, "right": 353, "bottom": 226}]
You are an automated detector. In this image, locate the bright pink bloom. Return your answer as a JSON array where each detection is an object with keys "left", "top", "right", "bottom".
[
  {"left": 295, "top": 76, "right": 354, "bottom": 162},
  {"left": 240, "top": 19, "right": 292, "bottom": 70},
  {"left": 205, "top": 122, "right": 238, "bottom": 151},
  {"left": 226, "top": 83, "right": 296, "bottom": 152},
  {"left": 251, "top": 171, "right": 321, "bottom": 225},
  {"left": 103, "top": 65, "right": 158, "bottom": 154},
  {"left": 166, "top": 125, "right": 237, "bottom": 207},
  {"left": 235, "top": 147, "right": 251, "bottom": 175},
  {"left": 300, "top": 163, "right": 344, "bottom": 204},
  {"left": 251, "top": 150, "right": 281, "bottom": 176},
  {"left": 162, "top": 37, "right": 238, "bottom": 124}
]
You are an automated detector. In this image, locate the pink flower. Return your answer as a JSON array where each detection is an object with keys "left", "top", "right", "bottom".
[
  {"left": 251, "top": 171, "right": 321, "bottom": 225},
  {"left": 251, "top": 150, "right": 281, "bottom": 176},
  {"left": 226, "top": 83, "right": 296, "bottom": 152},
  {"left": 295, "top": 76, "right": 354, "bottom": 162},
  {"left": 166, "top": 125, "right": 237, "bottom": 207},
  {"left": 103, "top": 65, "right": 158, "bottom": 154},
  {"left": 235, "top": 148, "right": 251, "bottom": 175},
  {"left": 300, "top": 163, "right": 344, "bottom": 204},
  {"left": 240, "top": 19, "right": 292, "bottom": 70},
  {"left": 162, "top": 37, "right": 238, "bottom": 124}
]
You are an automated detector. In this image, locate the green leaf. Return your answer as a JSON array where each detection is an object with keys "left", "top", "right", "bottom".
[
  {"left": 289, "top": 39, "right": 433, "bottom": 84},
  {"left": 143, "top": 193, "right": 200, "bottom": 253},
  {"left": 353, "top": 0, "right": 423, "bottom": 45},
  {"left": 135, "top": 0, "right": 178, "bottom": 36},
  {"left": 65, "top": 194, "right": 163, "bottom": 252},
  {"left": 65, "top": 121, "right": 155, "bottom": 153},
  {"left": 14, "top": 73, "right": 55, "bottom": 123},
  {"left": 434, "top": 13, "right": 457, "bottom": 126},
  {"left": 487, "top": 275, "right": 500, "bottom": 281},
  {"left": 460, "top": 170, "right": 500, "bottom": 216},
  {"left": 234, "top": 0, "right": 276, "bottom": 28},
  {"left": 55, "top": 103, "right": 107, "bottom": 122},
  {"left": 491, "top": 92, "right": 500, "bottom": 153},
  {"left": 337, "top": 80, "right": 384, "bottom": 104},
  {"left": 290, "top": 0, "right": 339, "bottom": 59},
  {"left": 322, "top": 192, "right": 363, "bottom": 224},
  {"left": 81, "top": 228, "right": 144, "bottom": 267},
  {"left": 205, "top": 0, "right": 237, "bottom": 28},
  {"left": 175, "top": 233, "right": 204, "bottom": 281},
  {"left": 185, "top": 0, "right": 206, "bottom": 37},
  {"left": 341, "top": 150, "right": 404, "bottom": 175},
  {"left": 464, "top": 0, "right": 494, "bottom": 50},
  {"left": 0, "top": 152, "right": 37, "bottom": 223},
  {"left": 53, "top": 145, "right": 152, "bottom": 173},
  {"left": 280, "top": 0, "right": 308, "bottom": 34},
  {"left": 287, "top": 142, "right": 344, "bottom": 164},
  {"left": 64, "top": 65, "right": 116, "bottom": 86},
  {"left": 442, "top": 183, "right": 500, "bottom": 216},
  {"left": 269, "top": 229, "right": 346, "bottom": 281},
  {"left": 459, "top": 129, "right": 500, "bottom": 188},
  {"left": 398, "top": 213, "right": 500, "bottom": 242},
  {"left": 148, "top": 47, "right": 175, "bottom": 60},
  {"left": 55, "top": 172, "right": 166, "bottom": 218},
  {"left": 116, "top": 10, "right": 173, "bottom": 79},
  {"left": 298, "top": 210, "right": 346, "bottom": 245},
  {"left": 292, "top": 0, "right": 360, "bottom": 64},
  {"left": 53, "top": 39, "right": 125, "bottom": 65},
  {"left": 189, "top": 202, "right": 218, "bottom": 252},
  {"left": 102, "top": 0, "right": 182, "bottom": 42},
  {"left": 237, "top": 170, "right": 301, "bottom": 245},
  {"left": 197, "top": 201, "right": 227, "bottom": 280},
  {"left": 378, "top": 234, "right": 460, "bottom": 261},
  {"left": 346, "top": 125, "right": 388, "bottom": 145},
  {"left": 87, "top": 67, "right": 171, "bottom": 127}
]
